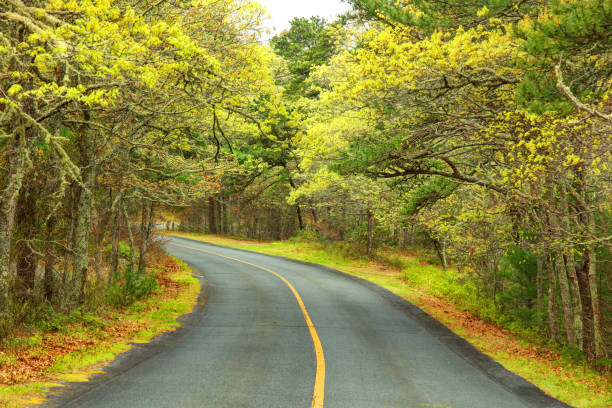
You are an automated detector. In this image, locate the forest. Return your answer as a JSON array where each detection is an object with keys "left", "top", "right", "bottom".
[{"left": 0, "top": 0, "right": 610, "bottom": 369}]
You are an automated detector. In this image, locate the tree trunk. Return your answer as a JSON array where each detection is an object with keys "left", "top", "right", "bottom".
[
  {"left": 563, "top": 249, "right": 583, "bottom": 349},
  {"left": 558, "top": 184, "right": 583, "bottom": 349},
  {"left": 225, "top": 195, "right": 232, "bottom": 235},
  {"left": 310, "top": 207, "right": 319, "bottom": 234},
  {"left": 586, "top": 213, "right": 605, "bottom": 359},
  {"left": 93, "top": 243, "right": 104, "bottom": 284},
  {"left": 367, "top": 209, "right": 374, "bottom": 256},
  {"left": 492, "top": 263, "right": 499, "bottom": 303},
  {"left": 440, "top": 238, "right": 448, "bottom": 270},
  {"left": 536, "top": 250, "right": 544, "bottom": 315},
  {"left": 216, "top": 195, "right": 222, "bottom": 235},
  {"left": 0, "top": 136, "right": 29, "bottom": 312},
  {"left": 577, "top": 253, "right": 595, "bottom": 359},
  {"left": 72, "top": 173, "right": 94, "bottom": 301},
  {"left": 14, "top": 182, "right": 38, "bottom": 299},
  {"left": 218, "top": 194, "right": 227, "bottom": 235},
  {"left": 62, "top": 186, "right": 77, "bottom": 294},
  {"left": 92, "top": 195, "right": 114, "bottom": 283},
  {"left": 553, "top": 247, "right": 575, "bottom": 346},
  {"left": 287, "top": 177, "right": 304, "bottom": 231},
  {"left": 257, "top": 218, "right": 262, "bottom": 241},
  {"left": 122, "top": 204, "right": 137, "bottom": 273},
  {"left": 432, "top": 236, "right": 447, "bottom": 270},
  {"left": 138, "top": 201, "right": 155, "bottom": 274},
  {"left": 295, "top": 205, "right": 304, "bottom": 231},
  {"left": 73, "top": 113, "right": 98, "bottom": 302},
  {"left": 547, "top": 188, "right": 576, "bottom": 347},
  {"left": 15, "top": 244, "right": 36, "bottom": 298},
  {"left": 110, "top": 206, "right": 121, "bottom": 282},
  {"left": 138, "top": 200, "right": 148, "bottom": 273},
  {"left": 44, "top": 252, "right": 54, "bottom": 302},
  {"left": 208, "top": 196, "right": 217, "bottom": 234},
  {"left": 43, "top": 216, "right": 57, "bottom": 302},
  {"left": 546, "top": 252, "right": 559, "bottom": 340}
]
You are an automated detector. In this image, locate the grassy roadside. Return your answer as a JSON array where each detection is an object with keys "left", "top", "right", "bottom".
[
  {"left": 166, "top": 232, "right": 611, "bottom": 408},
  {"left": 0, "top": 249, "right": 200, "bottom": 408}
]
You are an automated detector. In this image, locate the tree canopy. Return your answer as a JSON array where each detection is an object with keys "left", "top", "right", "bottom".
[{"left": 0, "top": 0, "right": 610, "bottom": 364}]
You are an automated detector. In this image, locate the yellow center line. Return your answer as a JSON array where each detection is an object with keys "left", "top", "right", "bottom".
[{"left": 170, "top": 242, "right": 326, "bottom": 408}]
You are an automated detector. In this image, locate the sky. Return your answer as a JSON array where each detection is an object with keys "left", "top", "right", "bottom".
[{"left": 258, "top": 0, "right": 352, "bottom": 36}]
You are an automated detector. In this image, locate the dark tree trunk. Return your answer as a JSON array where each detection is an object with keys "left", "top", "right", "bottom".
[
  {"left": 536, "top": 250, "right": 544, "bottom": 315},
  {"left": 577, "top": 255, "right": 595, "bottom": 359},
  {"left": 43, "top": 254, "right": 54, "bottom": 302},
  {"left": 558, "top": 185, "right": 583, "bottom": 349},
  {"left": 110, "top": 206, "right": 121, "bottom": 282},
  {"left": 296, "top": 205, "right": 304, "bottom": 231},
  {"left": 367, "top": 209, "right": 374, "bottom": 256},
  {"left": 0, "top": 135, "right": 29, "bottom": 312},
  {"left": 62, "top": 184, "right": 77, "bottom": 295},
  {"left": 43, "top": 216, "right": 57, "bottom": 302},
  {"left": 432, "top": 237, "right": 448, "bottom": 270},
  {"left": 208, "top": 197, "right": 217, "bottom": 234},
  {"left": 216, "top": 195, "right": 222, "bottom": 235},
  {"left": 15, "top": 245, "right": 36, "bottom": 298},
  {"left": 138, "top": 201, "right": 155, "bottom": 274},
  {"left": 14, "top": 183, "right": 38, "bottom": 299},
  {"left": 72, "top": 179, "right": 93, "bottom": 302},
  {"left": 72, "top": 112, "right": 99, "bottom": 302},
  {"left": 287, "top": 176, "right": 304, "bottom": 231},
  {"left": 223, "top": 197, "right": 229, "bottom": 235},
  {"left": 548, "top": 203, "right": 576, "bottom": 347},
  {"left": 547, "top": 252, "right": 559, "bottom": 341},
  {"left": 122, "top": 204, "right": 137, "bottom": 273},
  {"left": 310, "top": 207, "right": 319, "bottom": 234},
  {"left": 554, "top": 249, "right": 575, "bottom": 346}
]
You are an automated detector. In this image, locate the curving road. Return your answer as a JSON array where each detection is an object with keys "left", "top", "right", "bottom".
[{"left": 44, "top": 235, "right": 571, "bottom": 408}]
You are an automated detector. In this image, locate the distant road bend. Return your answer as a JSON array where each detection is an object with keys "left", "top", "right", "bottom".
[{"left": 45, "top": 235, "right": 572, "bottom": 408}]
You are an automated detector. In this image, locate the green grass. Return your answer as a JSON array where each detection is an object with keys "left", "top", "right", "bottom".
[
  {"left": 493, "top": 353, "right": 610, "bottom": 408},
  {"left": 0, "top": 383, "right": 56, "bottom": 407},
  {"left": 49, "top": 342, "right": 131, "bottom": 376},
  {"left": 166, "top": 232, "right": 612, "bottom": 408}
]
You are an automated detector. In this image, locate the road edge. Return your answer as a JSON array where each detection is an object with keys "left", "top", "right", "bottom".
[
  {"left": 168, "top": 235, "right": 573, "bottom": 408},
  {"left": 39, "top": 263, "right": 210, "bottom": 408}
]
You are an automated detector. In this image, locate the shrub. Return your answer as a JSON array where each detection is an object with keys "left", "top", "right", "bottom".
[{"left": 105, "top": 266, "right": 158, "bottom": 306}]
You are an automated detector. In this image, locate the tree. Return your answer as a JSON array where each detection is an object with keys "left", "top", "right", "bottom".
[
  {"left": 271, "top": 16, "right": 336, "bottom": 98},
  {"left": 302, "top": 0, "right": 610, "bottom": 360},
  {"left": 0, "top": 0, "right": 273, "bottom": 330}
]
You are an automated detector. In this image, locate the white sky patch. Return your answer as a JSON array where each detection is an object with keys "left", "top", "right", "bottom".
[{"left": 258, "top": 0, "right": 352, "bottom": 37}]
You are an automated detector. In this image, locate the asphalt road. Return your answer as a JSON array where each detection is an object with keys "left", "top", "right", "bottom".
[{"left": 44, "top": 235, "right": 571, "bottom": 408}]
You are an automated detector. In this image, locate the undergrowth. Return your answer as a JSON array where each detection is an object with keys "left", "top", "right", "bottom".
[{"left": 0, "top": 247, "right": 199, "bottom": 407}]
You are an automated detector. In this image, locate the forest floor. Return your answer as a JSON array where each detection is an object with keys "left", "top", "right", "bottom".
[
  {"left": 0, "top": 248, "right": 200, "bottom": 407},
  {"left": 165, "top": 232, "right": 611, "bottom": 408}
]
